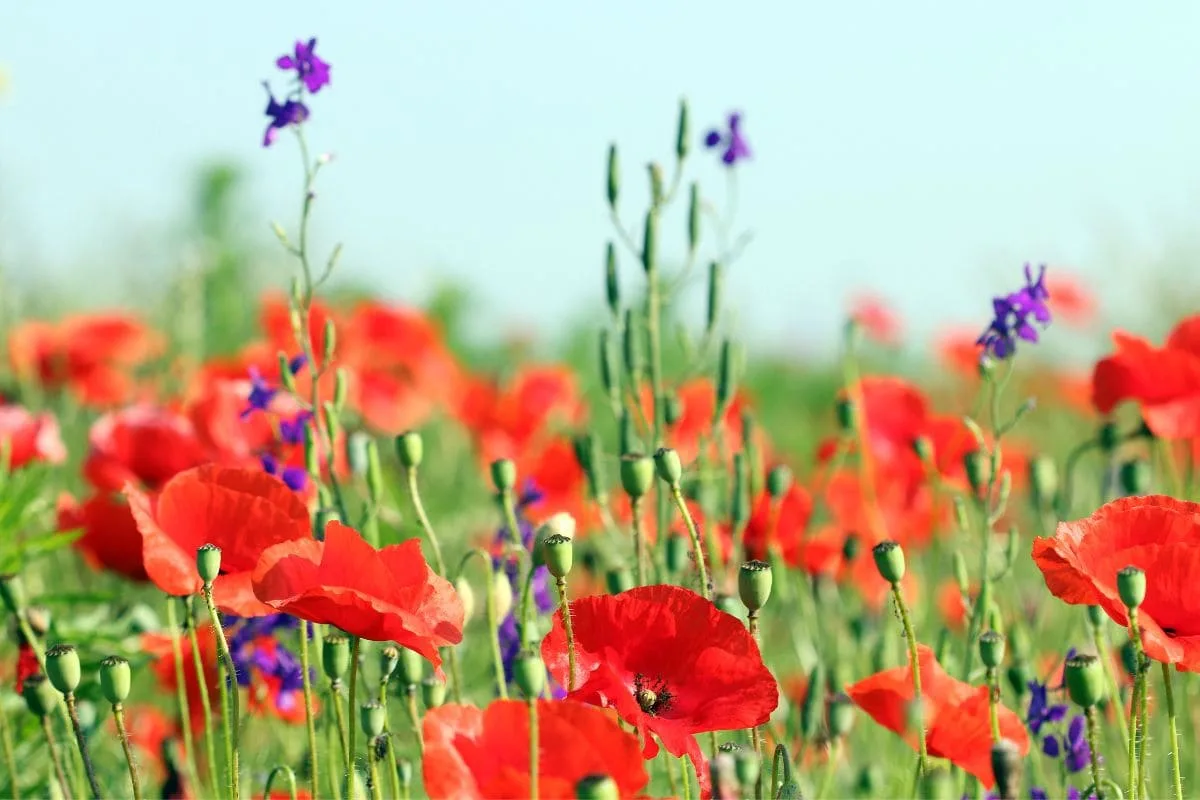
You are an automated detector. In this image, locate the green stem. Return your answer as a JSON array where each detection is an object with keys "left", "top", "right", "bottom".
[
  {"left": 297, "top": 623, "right": 320, "bottom": 799},
  {"left": 816, "top": 740, "right": 840, "bottom": 800},
  {"left": 64, "top": 693, "right": 101, "bottom": 798},
  {"left": 893, "top": 583, "right": 927, "bottom": 777},
  {"left": 163, "top": 596, "right": 199, "bottom": 788},
  {"left": 405, "top": 466, "right": 447, "bottom": 576},
  {"left": 0, "top": 688, "right": 18, "bottom": 795},
  {"left": 403, "top": 689, "right": 424, "bottom": 755},
  {"left": 1136, "top": 672, "right": 1148, "bottom": 800},
  {"left": 41, "top": 715, "right": 72, "bottom": 800},
  {"left": 367, "top": 744, "right": 383, "bottom": 800},
  {"left": 986, "top": 669, "right": 1001, "bottom": 742},
  {"left": 680, "top": 755, "right": 692, "bottom": 800},
  {"left": 386, "top": 733, "right": 402, "bottom": 800},
  {"left": 185, "top": 598, "right": 219, "bottom": 791},
  {"left": 1161, "top": 662, "right": 1184, "bottom": 800},
  {"left": 330, "top": 684, "right": 348, "bottom": 797},
  {"left": 1085, "top": 706, "right": 1105, "bottom": 800},
  {"left": 345, "top": 637, "right": 362, "bottom": 800},
  {"left": 113, "top": 704, "right": 144, "bottom": 800},
  {"left": 671, "top": 485, "right": 711, "bottom": 599},
  {"left": 1090, "top": 614, "right": 1129, "bottom": 754},
  {"left": 264, "top": 765, "right": 299, "bottom": 800},
  {"left": 631, "top": 496, "right": 647, "bottom": 587},
  {"left": 528, "top": 698, "right": 539, "bottom": 800},
  {"left": 555, "top": 577, "right": 578, "bottom": 691},
  {"left": 1127, "top": 608, "right": 1147, "bottom": 799},
  {"left": 202, "top": 586, "right": 240, "bottom": 800},
  {"left": 460, "top": 549, "right": 508, "bottom": 699}
]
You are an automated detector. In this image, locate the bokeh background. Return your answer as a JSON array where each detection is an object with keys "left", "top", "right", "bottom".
[{"left": 5, "top": 2, "right": 1200, "bottom": 354}]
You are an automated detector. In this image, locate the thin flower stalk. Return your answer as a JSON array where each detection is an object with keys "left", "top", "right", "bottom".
[{"left": 111, "top": 704, "right": 143, "bottom": 800}]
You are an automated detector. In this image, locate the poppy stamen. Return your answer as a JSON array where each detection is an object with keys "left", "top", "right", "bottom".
[{"left": 633, "top": 673, "right": 673, "bottom": 715}]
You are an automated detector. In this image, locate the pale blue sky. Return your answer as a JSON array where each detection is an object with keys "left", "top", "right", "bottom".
[{"left": 4, "top": 2, "right": 1200, "bottom": 353}]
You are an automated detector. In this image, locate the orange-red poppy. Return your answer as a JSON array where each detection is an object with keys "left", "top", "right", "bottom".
[
  {"left": 850, "top": 294, "right": 902, "bottom": 346},
  {"left": 1032, "top": 495, "right": 1200, "bottom": 671},
  {"left": 143, "top": 624, "right": 221, "bottom": 733},
  {"left": 935, "top": 328, "right": 984, "bottom": 379},
  {"left": 1092, "top": 316, "right": 1200, "bottom": 438},
  {"left": 83, "top": 404, "right": 212, "bottom": 492},
  {"left": 542, "top": 584, "right": 778, "bottom": 773},
  {"left": 1044, "top": 272, "right": 1096, "bottom": 327},
  {"left": 846, "top": 645, "right": 1029, "bottom": 788},
  {"left": 0, "top": 404, "right": 66, "bottom": 469},
  {"left": 126, "top": 465, "right": 312, "bottom": 615},
  {"left": 58, "top": 492, "right": 149, "bottom": 582},
  {"left": 742, "top": 483, "right": 813, "bottom": 566},
  {"left": 252, "top": 520, "right": 464, "bottom": 668},
  {"left": 422, "top": 700, "right": 649, "bottom": 799}
]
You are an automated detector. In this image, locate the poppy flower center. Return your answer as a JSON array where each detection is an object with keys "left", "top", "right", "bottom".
[{"left": 633, "top": 673, "right": 672, "bottom": 715}]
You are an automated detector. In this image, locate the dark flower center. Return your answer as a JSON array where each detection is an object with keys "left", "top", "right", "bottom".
[{"left": 633, "top": 673, "right": 673, "bottom": 715}]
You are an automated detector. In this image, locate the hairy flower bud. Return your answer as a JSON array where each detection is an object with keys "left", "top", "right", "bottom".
[
  {"left": 872, "top": 541, "right": 906, "bottom": 584},
  {"left": 45, "top": 644, "right": 81, "bottom": 694},
  {"left": 541, "top": 534, "right": 574, "bottom": 580}
]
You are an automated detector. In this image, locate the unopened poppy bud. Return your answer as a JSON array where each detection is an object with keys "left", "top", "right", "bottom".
[
  {"left": 606, "top": 144, "right": 619, "bottom": 210},
  {"left": 421, "top": 677, "right": 447, "bottom": 708},
  {"left": 618, "top": 410, "right": 640, "bottom": 456},
  {"left": 827, "top": 692, "right": 855, "bottom": 739},
  {"left": 920, "top": 767, "right": 955, "bottom": 800},
  {"left": 952, "top": 551, "right": 969, "bottom": 594},
  {"left": 322, "top": 635, "right": 351, "bottom": 682},
  {"left": 872, "top": 540, "right": 906, "bottom": 584},
  {"left": 1117, "top": 565, "right": 1146, "bottom": 609},
  {"left": 541, "top": 534, "right": 574, "bottom": 579},
  {"left": 379, "top": 646, "right": 400, "bottom": 683},
  {"left": 623, "top": 311, "right": 644, "bottom": 382},
  {"left": 1098, "top": 421, "right": 1120, "bottom": 452},
  {"left": 979, "top": 631, "right": 1006, "bottom": 669},
  {"left": 964, "top": 450, "right": 988, "bottom": 494},
  {"left": 738, "top": 560, "right": 773, "bottom": 614},
  {"left": 397, "top": 647, "right": 425, "bottom": 688},
  {"left": 22, "top": 674, "right": 58, "bottom": 718},
  {"left": 952, "top": 495, "right": 970, "bottom": 531},
  {"left": 1006, "top": 660, "right": 1033, "bottom": 699},
  {"left": 45, "top": 644, "right": 80, "bottom": 694},
  {"left": 513, "top": 650, "right": 545, "bottom": 699},
  {"left": 642, "top": 209, "right": 658, "bottom": 274},
  {"left": 321, "top": 318, "right": 337, "bottom": 365},
  {"left": 196, "top": 544, "right": 221, "bottom": 585},
  {"left": 856, "top": 766, "right": 883, "bottom": 797},
  {"left": 454, "top": 576, "right": 476, "bottom": 621},
  {"left": 576, "top": 774, "right": 619, "bottom": 800},
  {"left": 1120, "top": 638, "right": 1138, "bottom": 678},
  {"left": 659, "top": 533, "right": 686, "bottom": 575},
  {"left": 1029, "top": 455, "right": 1058, "bottom": 509},
  {"left": 654, "top": 447, "right": 683, "bottom": 486},
  {"left": 800, "top": 664, "right": 824, "bottom": 740},
  {"left": 490, "top": 458, "right": 517, "bottom": 494},
  {"left": 991, "top": 739, "right": 1023, "bottom": 800},
  {"left": 604, "top": 242, "right": 620, "bottom": 318},
  {"left": 360, "top": 701, "right": 386, "bottom": 737},
  {"left": 766, "top": 465, "right": 792, "bottom": 500},
  {"left": 321, "top": 403, "right": 341, "bottom": 447},
  {"left": 1065, "top": 654, "right": 1105, "bottom": 707},
  {"left": 714, "top": 594, "right": 741, "bottom": 617},
  {"left": 1119, "top": 459, "right": 1151, "bottom": 496},
  {"left": 100, "top": 655, "right": 131, "bottom": 704},
  {"left": 304, "top": 424, "right": 320, "bottom": 476},
  {"left": 490, "top": 571, "right": 514, "bottom": 618},
  {"left": 620, "top": 454, "right": 654, "bottom": 499},
  {"left": 705, "top": 260, "right": 722, "bottom": 333},
  {"left": 841, "top": 533, "right": 861, "bottom": 562},
  {"left": 333, "top": 366, "right": 349, "bottom": 411},
  {"left": 912, "top": 435, "right": 934, "bottom": 464},
  {"left": 659, "top": 391, "right": 682, "bottom": 427},
  {"left": 605, "top": 567, "right": 633, "bottom": 595},
  {"left": 599, "top": 329, "right": 621, "bottom": 403},
  {"left": 733, "top": 747, "right": 760, "bottom": 790},
  {"left": 365, "top": 440, "right": 384, "bottom": 503},
  {"left": 647, "top": 163, "right": 665, "bottom": 210},
  {"left": 1086, "top": 604, "right": 1105, "bottom": 629},
  {"left": 716, "top": 339, "right": 738, "bottom": 412},
  {"left": 572, "top": 433, "right": 607, "bottom": 501},
  {"left": 835, "top": 396, "right": 855, "bottom": 434},
  {"left": 0, "top": 574, "right": 25, "bottom": 613},
  {"left": 675, "top": 97, "right": 690, "bottom": 160}
]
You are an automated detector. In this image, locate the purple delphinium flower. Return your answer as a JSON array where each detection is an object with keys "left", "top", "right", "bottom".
[
  {"left": 224, "top": 614, "right": 309, "bottom": 713},
  {"left": 243, "top": 366, "right": 278, "bottom": 418},
  {"left": 261, "top": 453, "right": 308, "bottom": 492},
  {"left": 1030, "top": 790, "right": 1048, "bottom": 800},
  {"left": 977, "top": 263, "right": 1053, "bottom": 361},
  {"left": 704, "top": 112, "right": 752, "bottom": 167},
  {"left": 262, "top": 87, "right": 310, "bottom": 148},
  {"left": 1043, "top": 714, "right": 1092, "bottom": 773},
  {"left": 1026, "top": 679, "right": 1069, "bottom": 735},
  {"left": 279, "top": 411, "right": 314, "bottom": 446},
  {"left": 276, "top": 38, "right": 331, "bottom": 95}
]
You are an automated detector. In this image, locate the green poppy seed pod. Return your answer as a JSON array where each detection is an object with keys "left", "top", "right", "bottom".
[
  {"left": 322, "top": 318, "right": 337, "bottom": 365},
  {"left": 619, "top": 454, "right": 654, "bottom": 500},
  {"left": 99, "top": 655, "right": 132, "bottom": 704},
  {"left": 1119, "top": 459, "right": 1152, "bottom": 496},
  {"left": 490, "top": 458, "right": 517, "bottom": 494},
  {"left": 675, "top": 97, "right": 690, "bottom": 161},
  {"left": 605, "top": 567, "right": 633, "bottom": 595},
  {"left": 653, "top": 447, "right": 683, "bottom": 486},
  {"left": 604, "top": 242, "right": 620, "bottom": 319},
  {"left": 534, "top": 513, "right": 577, "bottom": 568},
  {"left": 705, "top": 260, "right": 722, "bottom": 334},
  {"left": 665, "top": 535, "right": 688, "bottom": 574},
  {"left": 920, "top": 767, "right": 956, "bottom": 800},
  {"left": 1117, "top": 565, "right": 1146, "bottom": 610},
  {"left": 360, "top": 701, "right": 387, "bottom": 737},
  {"left": 688, "top": 184, "right": 702, "bottom": 255},
  {"left": 1065, "top": 654, "right": 1106, "bottom": 707},
  {"left": 541, "top": 534, "right": 574, "bottom": 579},
  {"left": 835, "top": 396, "right": 856, "bottom": 434},
  {"left": 575, "top": 774, "right": 619, "bottom": 800},
  {"left": 991, "top": 739, "right": 1023, "bottom": 800},
  {"left": 964, "top": 450, "right": 988, "bottom": 494},
  {"left": 1098, "top": 421, "right": 1120, "bottom": 452},
  {"left": 738, "top": 560, "right": 773, "bottom": 614},
  {"left": 716, "top": 339, "right": 738, "bottom": 412},
  {"left": 733, "top": 747, "right": 760, "bottom": 790},
  {"left": 799, "top": 663, "right": 824, "bottom": 740},
  {"left": 0, "top": 574, "right": 25, "bottom": 613},
  {"left": 871, "top": 540, "right": 906, "bottom": 584},
  {"left": 1029, "top": 455, "right": 1059, "bottom": 509},
  {"left": 379, "top": 646, "right": 400, "bottom": 683},
  {"left": 45, "top": 644, "right": 81, "bottom": 694},
  {"left": 454, "top": 576, "right": 477, "bottom": 621},
  {"left": 979, "top": 631, "right": 1006, "bottom": 670},
  {"left": 491, "top": 570, "right": 515, "bottom": 619},
  {"left": 622, "top": 310, "right": 644, "bottom": 383},
  {"left": 714, "top": 594, "right": 740, "bottom": 617},
  {"left": 196, "top": 544, "right": 222, "bottom": 585},
  {"left": 513, "top": 650, "right": 545, "bottom": 699},
  {"left": 421, "top": 677, "right": 447, "bottom": 709},
  {"left": 397, "top": 647, "right": 426, "bottom": 688},
  {"left": 22, "top": 674, "right": 58, "bottom": 718},
  {"left": 661, "top": 393, "right": 683, "bottom": 428},
  {"left": 648, "top": 163, "right": 665, "bottom": 209},
  {"left": 333, "top": 366, "right": 350, "bottom": 411},
  {"left": 1120, "top": 638, "right": 1138, "bottom": 678},
  {"left": 606, "top": 144, "right": 619, "bottom": 210},
  {"left": 766, "top": 465, "right": 792, "bottom": 500},
  {"left": 642, "top": 209, "right": 658, "bottom": 274},
  {"left": 827, "top": 692, "right": 855, "bottom": 739},
  {"left": 322, "top": 635, "right": 351, "bottom": 682}
]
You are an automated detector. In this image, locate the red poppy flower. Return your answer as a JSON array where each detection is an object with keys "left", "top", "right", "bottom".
[
  {"left": 58, "top": 492, "right": 149, "bottom": 582},
  {"left": 936, "top": 328, "right": 984, "bottom": 379},
  {"left": 7, "top": 313, "right": 162, "bottom": 406},
  {"left": 935, "top": 579, "right": 976, "bottom": 631},
  {"left": 541, "top": 584, "right": 778, "bottom": 772},
  {"left": 83, "top": 405, "right": 212, "bottom": 492},
  {"left": 423, "top": 700, "right": 649, "bottom": 799},
  {"left": 850, "top": 294, "right": 902, "bottom": 346},
  {"left": 741, "top": 483, "right": 813, "bottom": 566},
  {"left": 0, "top": 404, "right": 66, "bottom": 469},
  {"left": 1032, "top": 495, "right": 1200, "bottom": 671},
  {"left": 15, "top": 642, "right": 39, "bottom": 693},
  {"left": 252, "top": 520, "right": 464, "bottom": 668},
  {"left": 126, "top": 465, "right": 312, "bottom": 615},
  {"left": 462, "top": 365, "right": 584, "bottom": 454},
  {"left": 663, "top": 379, "right": 745, "bottom": 467},
  {"left": 1045, "top": 272, "right": 1096, "bottom": 327},
  {"left": 846, "top": 645, "right": 1029, "bottom": 788},
  {"left": 1092, "top": 317, "right": 1200, "bottom": 439},
  {"left": 143, "top": 625, "right": 221, "bottom": 733},
  {"left": 117, "top": 704, "right": 177, "bottom": 784}
]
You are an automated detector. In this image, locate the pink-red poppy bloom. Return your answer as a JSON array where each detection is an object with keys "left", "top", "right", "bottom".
[
  {"left": 58, "top": 492, "right": 150, "bottom": 583},
  {"left": 0, "top": 404, "right": 66, "bottom": 469},
  {"left": 849, "top": 294, "right": 902, "bottom": 346},
  {"left": 1044, "top": 272, "right": 1096, "bottom": 327},
  {"left": 252, "top": 520, "right": 464, "bottom": 669},
  {"left": 423, "top": 700, "right": 649, "bottom": 799}
]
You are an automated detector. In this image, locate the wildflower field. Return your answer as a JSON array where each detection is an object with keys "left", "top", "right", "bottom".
[{"left": 2, "top": 35, "right": 1200, "bottom": 800}]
